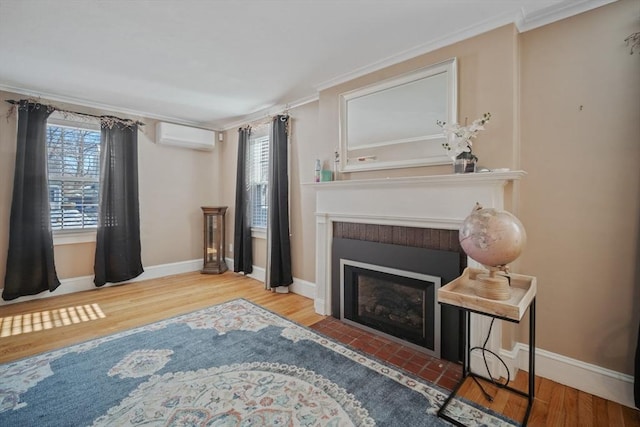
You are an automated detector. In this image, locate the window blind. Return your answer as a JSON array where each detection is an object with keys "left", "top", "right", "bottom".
[
  {"left": 247, "top": 134, "right": 269, "bottom": 228},
  {"left": 46, "top": 125, "right": 101, "bottom": 231}
]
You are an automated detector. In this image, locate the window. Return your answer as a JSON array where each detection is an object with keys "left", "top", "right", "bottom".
[
  {"left": 46, "top": 119, "right": 101, "bottom": 231},
  {"left": 247, "top": 133, "right": 269, "bottom": 229}
]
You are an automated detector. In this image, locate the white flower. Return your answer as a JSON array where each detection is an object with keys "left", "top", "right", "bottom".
[{"left": 437, "top": 113, "right": 491, "bottom": 160}]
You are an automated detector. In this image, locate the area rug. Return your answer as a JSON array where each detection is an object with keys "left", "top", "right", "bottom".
[{"left": 0, "top": 299, "right": 514, "bottom": 426}]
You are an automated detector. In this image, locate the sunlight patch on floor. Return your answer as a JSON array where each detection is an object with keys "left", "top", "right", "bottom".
[{"left": 0, "top": 303, "right": 106, "bottom": 337}]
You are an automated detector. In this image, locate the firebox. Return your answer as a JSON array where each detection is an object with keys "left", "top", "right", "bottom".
[
  {"left": 341, "top": 260, "right": 441, "bottom": 357},
  {"left": 332, "top": 237, "right": 463, "bottom": 362}
]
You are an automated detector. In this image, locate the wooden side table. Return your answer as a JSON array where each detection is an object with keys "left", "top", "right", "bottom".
[
  {"left": 436, "top": 268, "right": 537, "bottom": 426},
  {"left": 201, "top": 206, "right": 228, "bottom": 274}
]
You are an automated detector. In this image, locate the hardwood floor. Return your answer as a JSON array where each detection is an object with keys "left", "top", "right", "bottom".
[
  {"left": 0, "top": 271, "right": 324, "bottom": 363},
  {"left": 0, "top": 271, "right": 638, "bottom": 426}
]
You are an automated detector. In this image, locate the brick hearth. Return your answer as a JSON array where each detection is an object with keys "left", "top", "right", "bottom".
[{"left": 310, "top": 316, "right": 462, "bottom": 390}]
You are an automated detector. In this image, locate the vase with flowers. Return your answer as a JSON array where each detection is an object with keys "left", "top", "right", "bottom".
[{"left": 437, "top": 112, "right": 491, "bottom": 173}]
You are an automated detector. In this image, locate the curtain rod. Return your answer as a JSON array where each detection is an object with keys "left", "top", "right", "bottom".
[
  {"left": 5, "top": 99, "right": 145, "bottom": 127},
  {"left": 242, "top": 111, "right": 290, "bottom": 130}
]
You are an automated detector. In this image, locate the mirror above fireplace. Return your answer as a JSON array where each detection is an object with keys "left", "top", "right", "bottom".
[{"left": 339, "top": 58, "right": 457, "bottom": 172}]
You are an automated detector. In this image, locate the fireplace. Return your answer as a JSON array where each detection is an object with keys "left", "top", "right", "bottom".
[
  {"left": 341, "top": 260, "right": 441, "bottom": 357},
  {"left": 332, "top": 236, "right": 462, "bottom": 361},
  {"left": 313, "top": 173, "right": 525, "bottom": 371}
]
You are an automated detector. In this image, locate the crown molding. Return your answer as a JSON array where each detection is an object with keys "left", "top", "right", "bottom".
[
  {"left": 0, "top": 83, "right": 217, "bottom": 130},
  {"left": 315, "top": 11, "right": 517, "bottom": 93},
  {"left": 315, "top": 0, "right": 618, "bottom": 93},
  {"left": 0, "top": 82, "right": 319, "bottom": 133},
  {"left": 516, "top": 0, "right": 618, "bottom": 32}
]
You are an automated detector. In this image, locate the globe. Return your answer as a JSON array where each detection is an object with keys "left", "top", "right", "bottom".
[{"left": 459, "top": 204, "right": 527, "bottom": 270}]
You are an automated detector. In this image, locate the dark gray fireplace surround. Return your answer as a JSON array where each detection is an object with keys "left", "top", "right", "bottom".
[{"left": 332, "top": 237, "right": 463, "bottom": 362}]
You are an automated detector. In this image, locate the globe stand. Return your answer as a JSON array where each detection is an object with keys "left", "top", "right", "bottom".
[
  {"left": 475, "top": 267, "right": 511, "bottom": 301},
  {"left": 459, "top": 203, "right": 527, "bottom": 301}
]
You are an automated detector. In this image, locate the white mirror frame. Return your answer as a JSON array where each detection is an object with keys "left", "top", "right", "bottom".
[{"left": 339, "top": 58, "right": 457, "bottom": 172}]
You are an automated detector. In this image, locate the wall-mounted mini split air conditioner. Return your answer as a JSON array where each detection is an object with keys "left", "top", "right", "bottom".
[{"left": 155, "top": 122, "right": 216, "bottom": 151}]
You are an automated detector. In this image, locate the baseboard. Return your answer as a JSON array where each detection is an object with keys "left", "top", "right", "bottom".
[
  {"left": 135, "top": 258, "right": 202, "bottom": 281},
  {"left": 225, "top": 257, "right": 266, "bottom": 284},
  {"left": 470, "top": 351, "right": 512, "bottom": 382},
  {"left": 247, "top": 265, "right": 266, "bottom": 283},
  {"left": 500, "top": 342, "right": 636, "bottom": 408},
  {"left": 290, "top": 277, "right": 315, "bottom": 300},
  {"left": 0, "top": 258, "right": 202, "bottom": 306},
  {"left": 225, "top": 257, "right": 317, "bottom": 300}
]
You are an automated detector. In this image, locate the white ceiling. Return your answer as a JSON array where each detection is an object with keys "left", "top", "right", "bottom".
[{"left": 0, "top": 0, "right": 613, "bottom": 129}]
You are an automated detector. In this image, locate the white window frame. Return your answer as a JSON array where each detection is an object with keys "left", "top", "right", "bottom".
[{"left": 46, "top": 114, "right": 101, "bottom": 245}]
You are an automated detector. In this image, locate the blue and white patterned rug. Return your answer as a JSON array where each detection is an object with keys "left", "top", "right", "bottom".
[{"left": 0, "top": 299, "right": 514, "bottom": 426}]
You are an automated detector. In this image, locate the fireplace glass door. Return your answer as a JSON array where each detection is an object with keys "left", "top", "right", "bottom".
[{"left": 341, "top": 260, "right": 440, "bottom": 356}]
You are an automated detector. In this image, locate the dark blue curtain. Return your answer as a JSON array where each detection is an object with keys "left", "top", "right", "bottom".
[
  {"left": 233, "top": 126, "right": 253, "bottom": 274},
  {"left": 3, "top": 101, "right": 60, "bottom": 300},
  {"left": 94, "top": 122, "right": 143, "bottom": 286},
  {"left": 267, "top": 115, "right": 292, "bottom": 288}
]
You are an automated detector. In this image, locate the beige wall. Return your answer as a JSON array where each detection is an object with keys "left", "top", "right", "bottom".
[
  {"left": 518, "top": 0, "right": 640, "bottom": 374},
  {"left": 288, "top": 102, "right": 320, "bottom": 281},
  {"left": 0, "top": 92, "right": 221, "bottom": 284},
  {"left": 137, "top": 120, "right": 221, "bottom": 266}
]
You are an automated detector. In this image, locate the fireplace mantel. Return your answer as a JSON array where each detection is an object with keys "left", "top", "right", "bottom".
[{"left": 312, "top": 170, "right": 526, "bottom": 315}]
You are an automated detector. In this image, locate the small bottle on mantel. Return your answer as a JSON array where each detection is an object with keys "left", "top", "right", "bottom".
[
  {"left": 333, "top": 150, "right": 340, "bottom": 180},
  {"left": 314, "top": 159, "right": 321, "bottom": 182}
]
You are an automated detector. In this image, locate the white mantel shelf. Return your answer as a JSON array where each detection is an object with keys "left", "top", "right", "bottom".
[
  {"left": 310, "top": 170, "right": 526, "bottom": 232},
  {"left": 305, "top": 170, "right": 526, "bottom": 189}
]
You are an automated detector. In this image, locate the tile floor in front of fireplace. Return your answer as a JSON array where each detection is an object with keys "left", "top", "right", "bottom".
[{"left": 309, "top": 316, "right": 463, "bottom": 391}]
